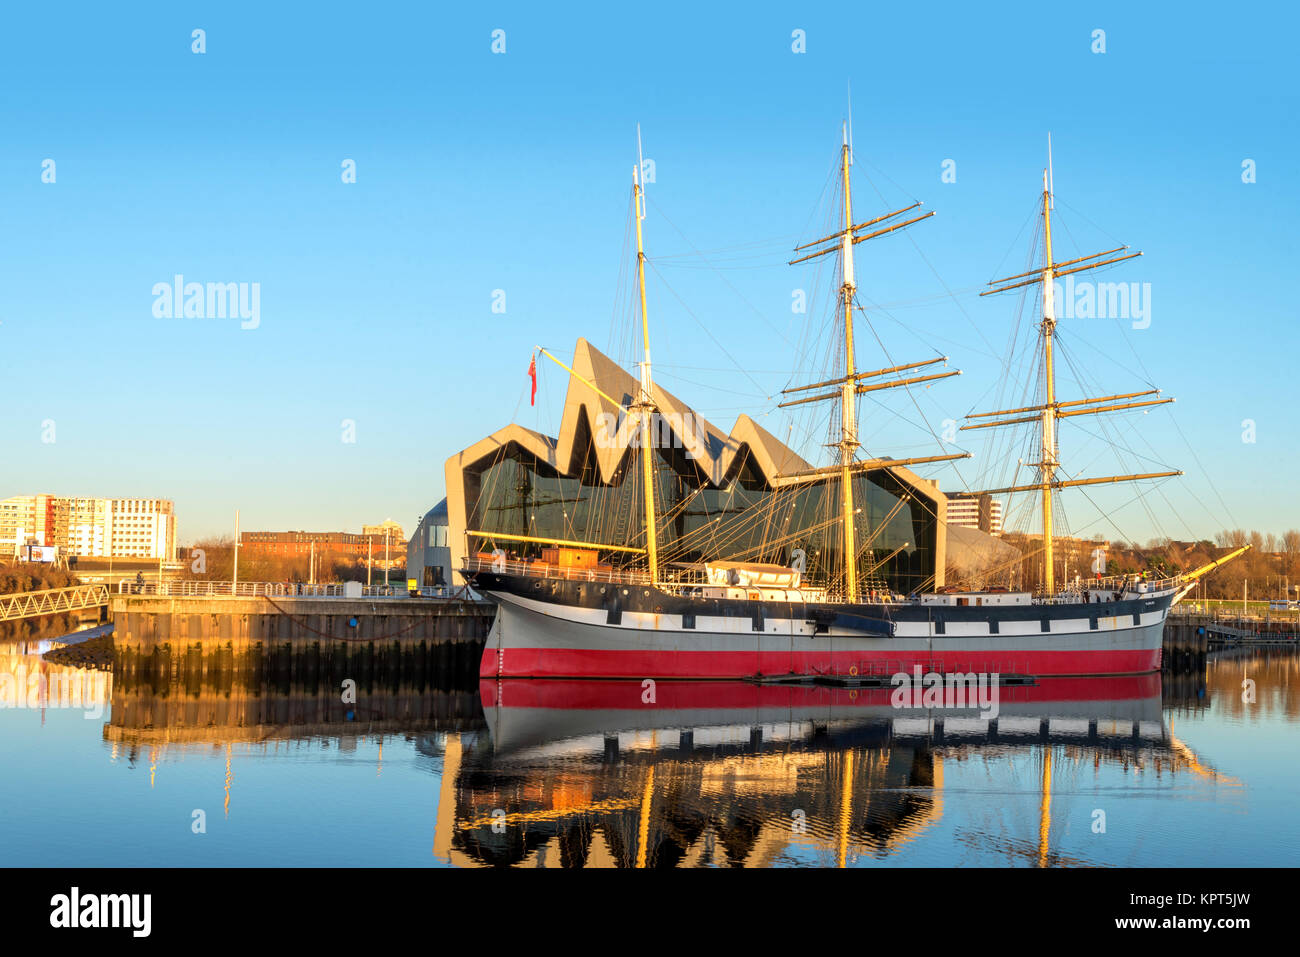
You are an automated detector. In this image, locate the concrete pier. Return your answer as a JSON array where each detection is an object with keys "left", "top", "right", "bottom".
[
  {"left": 109, "top": 592, "right": 495, "bottom": 678},
  {"left": 1163, "top": 611, "right": 1299, "bottom": 672},
  {"left": 1162, "top": 618, "right": 1206, "bottom": 672}
]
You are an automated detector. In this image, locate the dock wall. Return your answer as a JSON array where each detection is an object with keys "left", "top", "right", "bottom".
[{"left": 109, "top": 594, "right": 495, "bottom": 680}]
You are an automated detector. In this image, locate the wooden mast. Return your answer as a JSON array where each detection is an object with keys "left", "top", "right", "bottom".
[
  {"left": 633, "top": 130, "right": 659, "bottom": 583},
  {"left": 495, "top": 155, "right": 663, "bottom": 572},
  {"left": 784, "top": 128, "right": 961, "bottom": 602},
  {"left": 967, "top": 144, "right": 1179, "bottom": 594},
  {"left": 838, "top": 128, "right": 860, "bottom": 602},
  {"left": 1039, "top": 168, "right": 1059, "bottom": 593}
]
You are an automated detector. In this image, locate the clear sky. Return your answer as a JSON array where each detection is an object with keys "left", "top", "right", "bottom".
[{"left": 1, "top": 1, "right": 1295, "bottom": 545}]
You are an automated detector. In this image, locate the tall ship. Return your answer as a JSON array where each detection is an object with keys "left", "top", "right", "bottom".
[{"left": 458, "top": 127, "right": 1246, "bottom": 680}]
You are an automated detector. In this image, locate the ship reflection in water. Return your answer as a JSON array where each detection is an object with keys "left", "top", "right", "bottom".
[
  {"left": 448, "top": 675, "right": 1208, "bottom": 868},
  {"left": 5, "top": 637, "right": 1295, "bottom": 867}
]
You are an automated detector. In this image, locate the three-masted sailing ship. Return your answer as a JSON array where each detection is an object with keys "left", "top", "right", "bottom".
[{"left": 465, "top": 128, "right": 1246, "bottom": 680}]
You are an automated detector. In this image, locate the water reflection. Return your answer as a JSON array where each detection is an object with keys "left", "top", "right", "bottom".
[
  {"left": 1192, "top": 646, "right": 1300, "bottom": 722},
  {"left": 447, "top": 676, "right": 1201, "bottom": 867},
  {"left": 106, "top": 670, "right": 482, "bottom": 749},
  {"left": 4, "top": 636, "right": 1294, "bottom": 867},
  {"left": 0, "top": 641, "right": 112, "bottom": 715}
]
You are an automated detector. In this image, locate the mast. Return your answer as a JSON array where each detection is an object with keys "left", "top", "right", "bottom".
[
  {"left": 783, "top": 128, "right": 965, "bottom": 602},
  {"left": 633, "top": 136, "right": 659, "bottom": 583},
  {"left": 838, "top": 128, "right": 860, "bottom": 602},
  {"left": 1039, "top": 168, "right": 1058, "bottom": 593},
  {"left": 967, "top": 142, "right": 1180, "bottom": 594}
]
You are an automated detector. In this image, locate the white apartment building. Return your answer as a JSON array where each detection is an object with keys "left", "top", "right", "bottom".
[
  {"left": 59, "top": 496, "right": 111, "bottom": 557},
  {"left": 0, "top": 494, "right": 176, "bottom": 560},
  {"left": 0, "top": 494, "right": 54, "bottom": 555},
  {"left": 946, "top": 494, "right": 1004, "bottom": 536},
  {"left": 104, "top": 498, "right": 176, "bottom": 559},
  {"left": 361, "top": 519, "right": 406, "bottom": 543}
]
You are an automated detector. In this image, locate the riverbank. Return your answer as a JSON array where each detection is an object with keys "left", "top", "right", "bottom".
[{"left": 42, "top": 634, "right": 114, "bottom": 670}]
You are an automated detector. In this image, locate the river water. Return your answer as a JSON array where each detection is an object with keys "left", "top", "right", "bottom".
[{"left": 1, "top": 627, "right": 1295, "bottom": 867}]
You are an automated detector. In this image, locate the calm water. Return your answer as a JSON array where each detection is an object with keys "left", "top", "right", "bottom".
[{"left": 2, "top": 629, "right": 1297, "bottom": 867}]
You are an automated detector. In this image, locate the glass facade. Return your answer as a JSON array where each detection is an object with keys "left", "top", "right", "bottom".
[{"left": 465, "top": 432, "right": 939, "bottom": 596}]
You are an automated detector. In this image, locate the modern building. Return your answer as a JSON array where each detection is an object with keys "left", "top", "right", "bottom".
[
  {"left": 443, "top": 338, "right": 954, "bottom": 596},
  {"left": 945, "top": 494, "right": 1004, "bottom": 536},
  {"left": 0, "top": 494, "right": 175, "bottom": 560},
  {"left": 406, "top": 500, "right": 451, "bottom": 588}
]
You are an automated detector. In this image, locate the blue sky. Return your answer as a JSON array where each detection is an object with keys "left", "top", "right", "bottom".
[{"left": 1, "top": 1, "right": 1295, "bottom": 544}]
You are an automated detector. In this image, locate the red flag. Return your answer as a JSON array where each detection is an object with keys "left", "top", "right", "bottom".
[{"left": 528, "top": 354, "right": 537, "bottom": 406}]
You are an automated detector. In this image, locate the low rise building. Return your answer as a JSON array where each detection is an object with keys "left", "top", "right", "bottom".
[{"left": 242, "top": 526, "right": 407, "bottom": 568}]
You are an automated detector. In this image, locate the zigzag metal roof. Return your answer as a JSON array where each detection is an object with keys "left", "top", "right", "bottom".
[
  {"left": 553, "top": 338, "right": 814, "bottom": 486},
  {"left": 449, "top": 338, "right": 815, "bottom": 487},
  {"left": 450, "top": 338, "right": 948, "bottom": 491},
  {"left": 443, "top": 337, "right": 948, "bottom": 580}
]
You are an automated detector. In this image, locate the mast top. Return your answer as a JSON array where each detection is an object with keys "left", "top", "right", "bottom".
[
  {"left": 1046, "top": 132, "right": 1054, "bottom": 208},
  {"left": 845, "top": 80, "right": 854, "bottom": 163}
]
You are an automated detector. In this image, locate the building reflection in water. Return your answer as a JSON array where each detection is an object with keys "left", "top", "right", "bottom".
[{"left": 100, "top": 652, "right": 484, "bottom": 793}]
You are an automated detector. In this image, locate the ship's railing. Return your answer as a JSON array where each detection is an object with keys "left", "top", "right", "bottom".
[
  {"left": 463, "top": 556, "right": 651, "bottom": 586},
  {"left": 1078, "top": 573, "right": 1180, "bottom": 591},
  {"left": 1032, "top": 573, "right": 1184, "bottom": 602}
]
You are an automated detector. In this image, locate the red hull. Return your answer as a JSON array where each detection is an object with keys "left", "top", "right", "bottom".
[
  {"left": 480, "top": 645, "right": 1163, "bottom": 680},
  {"left": 481, "top": 673, "right": 1164, "bottom": 709}
]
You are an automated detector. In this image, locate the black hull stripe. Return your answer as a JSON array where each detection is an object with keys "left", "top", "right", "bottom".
[{"left": 465, "top": 571, "right": 1171, "bottom": 629}]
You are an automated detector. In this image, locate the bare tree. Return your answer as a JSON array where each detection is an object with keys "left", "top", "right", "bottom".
[{"left": 1279, "top": 530, "right": 1300, "bottom": 588}]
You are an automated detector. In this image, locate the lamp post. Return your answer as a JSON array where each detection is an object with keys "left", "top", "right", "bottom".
[{"left": 233, "top": 509, "right": 240, "bottom": 596}]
